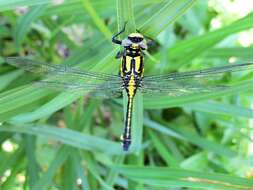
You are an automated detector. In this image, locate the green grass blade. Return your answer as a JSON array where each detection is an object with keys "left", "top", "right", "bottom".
[
  {"left": 0, "top": 85, "right": 53, "bottom": 119},
  {"left": 24, "top": 135, "right": 39, "bottom": 188},
  {"left": 0, "top": 70, "right": 24, "bottom": 91},
  {"left": 148, "top": 129, "right": 179, "bottom": 167},
  {"left": 83, "top": 152, "right": 114, "bottom": 190},
  {"left": 0, "top": 0, "right": 52, "bottom": 11},
  {"left": 117, "top": 0, "right": 136, "bottom": 31},
  {"left": 0, "top": 146, "right": 25, "bottom": 177},
  {"left": 138, "top": 0, "right": 197, "bottom": 36},
  {"left": 205, "top": 47, "right": 253, "bottom": 60},
  {"left": 113, "top": 166, "right": 253, "bottom": 190},
  {"left": 144, "top": 118, "right": 236, "bottom": 158},
  {"left": 32, "top": 147, "right": 70, "bottom": 190},
  {"left": 14, "top": 5, "right": 48, "bottom": 50},
  {"left": 102, "top": 155, "right": 125, "bottom": 190},
  {"left": 185, "top": 101, "right": 253, "bottom": 118},
  {"left": 72, "top": 151, "right": 91, "bottom": 190},
  {"left": 0, "top": 124, "right": 122, "bottom": 155},
  {"left": 10, "top": 91, "right": 83, "bottom": 123},
  {"left": 0, "top": 149, "right": 26, "bottom": 189},
  {"left": 80, "top": 0, "right": 112, "bottom": 41},
  {"left": 168, "top": 12, "right": 253, "bottom": 67}
]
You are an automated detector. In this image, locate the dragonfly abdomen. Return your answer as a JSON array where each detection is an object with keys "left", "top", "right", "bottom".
[
  {"left": 122, "top": 95, "right": 134, "bottom": 151},
  {"left": 112, "top": 25, "right": 146, "bottom": 151}
]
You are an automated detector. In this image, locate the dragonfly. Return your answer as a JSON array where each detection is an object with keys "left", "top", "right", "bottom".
[{"left": 6, "top": 25, "right": 253, "bottom": 151}]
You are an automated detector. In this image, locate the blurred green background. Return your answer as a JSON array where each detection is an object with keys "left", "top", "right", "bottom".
[{"left": 1, "top": 0, "right": 253, "bottom": 189}]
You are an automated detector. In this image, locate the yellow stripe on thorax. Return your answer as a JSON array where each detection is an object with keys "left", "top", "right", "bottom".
[
  {"left": 134, "top": 56, "right": 141, "bottom": 73},
  {"left": 125, "top": 56, "right": 132, "bottom": 72}
]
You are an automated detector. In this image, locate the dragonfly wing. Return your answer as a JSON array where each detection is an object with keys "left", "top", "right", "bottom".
[
  {"left": 144, "top": 62, "right": 253, "bottom": 81},
  {"left": 6, "top": 57, "right": 123, "bottom": 98},
  {"left": 35, "top": 80, "right": 123, "bottom": 98},
  {"left": 5, "top": 57, "right": 119, "bottom": 81},
  {"left": 141, "top": 62, "right": 253, "bottom": 97},
  {"left": 141, "top": 78, "right": 228, "bottom": 97}
]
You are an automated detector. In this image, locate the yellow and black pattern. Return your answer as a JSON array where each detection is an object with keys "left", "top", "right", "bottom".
[{"left": 112, "top": 26, "right": 146, "bottom": 151}]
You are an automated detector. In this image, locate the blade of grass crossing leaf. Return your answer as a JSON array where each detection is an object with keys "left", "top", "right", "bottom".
[
  {"left": 75, "top": 100, "right": 99, "bottom": 131},
  {"left": 0, "top": 85, "right": 53, "bottom": 116},
  {"left": 185, "top": 101, "right": 253, "bottom": 118},
  {"left": 144, "top": 118, "right": 237, "bottom": 158},
  {"left": 0, "top": 146, "right": 25, "bottom": 177},
  {"left": 144, "top": 118, "right": 184, "bottom": 139},
  {"left": 63, "top": 105, "right": 75, "bottom": 129},
  {"left": 117, "top": 0, "right": 136, "bottom": 31},
  {"left": 170, "top": 12, "right": 253, "bottom": 55},
  {"left": 127, "top": 152, "right": 145, "bottom": 190},
  {"left": 83, "top": 152, "right": 114, "bottom": 190},
  {"left": 112, "top": 166, "right": 253, "bottom": 190},
  {"left": 62, "top": 155, "right": 77, "bottom": 190},
  {"left": 147, "top": 129, "right": 179, "bottom": 167},
  {"left": 1, "top": 151, "right": 26, "bottom": 189},
  {"left": 0, "top": 56, "right": 4, "bottom": 64},
  {"left": 0, "top": 0, "right": 52, "bottom": 11},
  {"left": 73, "top": 151, "right": 91, "bottom": 190},
  {"left": 24, "top": 135, "right": 39, "bottom": 188},
  {"left": 129, "top": 178, "right": 248, "bottom": 190},
  {"left": 175, "top": 126, "right": 237, "bottom": 157},
  {"left": 32, "top": 147, "right": 70, "bottom": 190},
  {"left": 0, "top": 70, "right": 24, "bottom": 91},
  {"left": 9, "top": 91, "right": 84, "bottom": 124},
  {"left": 205, "top": 47, "right": 253, "bottom": 60},
  {"left": 169, "top": 12, "right": 253, "bottom": 67},
  {"left": 14, "top": 5, "right": 48, "bottom": 50},
  {"left": 102, "top": 155, "right": 125, "bottom": 190},
  {"left": 80, "top": 0, "right": 112, "bottom": 41},
  {"left": 0, "top": 125, "right": 123, "bottom": 155},
  {"left": 138, "top": 0, "right": 197, "bottom": 36}
]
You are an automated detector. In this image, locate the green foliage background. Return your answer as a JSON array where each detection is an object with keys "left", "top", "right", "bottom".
[{"left": 0, "top": 0, "right": 253, "bottom": 189}]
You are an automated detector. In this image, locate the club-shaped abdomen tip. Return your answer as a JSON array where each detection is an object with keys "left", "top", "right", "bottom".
[
  {"left": 123, "top": 141, "right": 131, "bottom": 151},
  {"left": 120, "top": 135, "right": 131, "bottom": 151},
  {"left": 122, "top": 139, "right": 131, "bottom": 151}
]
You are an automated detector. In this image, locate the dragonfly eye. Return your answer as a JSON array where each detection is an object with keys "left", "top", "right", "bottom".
[{"left": 128, "top": 36, "right": 143, "bottom": 43}]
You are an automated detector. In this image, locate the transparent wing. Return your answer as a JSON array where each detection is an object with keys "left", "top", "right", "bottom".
[
  {"left": 6, "top": 57, "right": 123, "bottom": 98},
  {"left": 35, "top": 80, "right": 123, "bottom": 98},
  {"left": 142, "top": 62, "right": 253, "bottom": 97},
  {"left": 6, "top": 57, "right": 119, "bottom": 80}
]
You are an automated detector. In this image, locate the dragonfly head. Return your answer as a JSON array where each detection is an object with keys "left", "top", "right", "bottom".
[
  {"left": 122, "top": 33, "right": 147, "bottom": 50},
  {"left": 128, "top": 33, "right": 144, "bottom": 43}
]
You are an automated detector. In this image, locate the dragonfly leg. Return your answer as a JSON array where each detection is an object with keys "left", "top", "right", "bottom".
[
  {"left": 112, "top": 22, "right": 127, "bottom": 45},
  {"left": 115, "top": 49, "right": 126, "bottom": 59}
]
